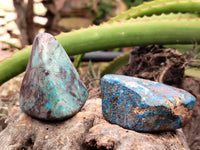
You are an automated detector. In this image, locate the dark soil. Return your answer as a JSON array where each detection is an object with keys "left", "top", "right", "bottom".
[{"left": 123, "top": 45, "right": 200, "bottom": 150}]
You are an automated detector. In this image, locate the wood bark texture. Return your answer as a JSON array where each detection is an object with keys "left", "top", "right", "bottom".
[{"left": 13, "top": 0, "right": 35, "bottom": 47}]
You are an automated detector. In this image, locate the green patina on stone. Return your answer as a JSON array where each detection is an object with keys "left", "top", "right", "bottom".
[{"left": 20, "top": 33, "right": 88, "bottom": 121}]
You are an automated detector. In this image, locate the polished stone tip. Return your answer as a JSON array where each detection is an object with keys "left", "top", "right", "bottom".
[
  {"left": 101, "top": 74, "right": 195, "bottom": 132},
  {"left": 20, "top": 33, "right": 88, "bottom": 121}
]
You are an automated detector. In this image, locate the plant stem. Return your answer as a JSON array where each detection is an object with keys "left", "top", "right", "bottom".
[
  {"left": 1, "top": 18, "right": 200, "bottom": 84},
  {"left": 57, "top": 18, "right": 200, "bottom": 55},
  {"left": 108, "top": 0, "right": 200, "bottom": 22},
  {"left": 101, "top": 53, "right": 130, "bottom": 77}
]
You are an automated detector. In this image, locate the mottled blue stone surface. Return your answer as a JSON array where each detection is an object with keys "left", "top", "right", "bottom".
[
  {"left": 101, "top": 74, "right": 195, "bottom": 132},
  {"left": 20, "top": 33, "right": 88, "bottom": 121}
]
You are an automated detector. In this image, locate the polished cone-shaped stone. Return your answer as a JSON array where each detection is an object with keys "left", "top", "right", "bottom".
[
  {"left": 20, "top": 33, "right": 88, "bottom": 121},
  {"left": 101, "top": 74, "right": 195, "bottom": 132}
]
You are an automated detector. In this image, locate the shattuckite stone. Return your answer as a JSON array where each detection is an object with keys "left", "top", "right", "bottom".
[
  {"left": 20, "top": 33, "right": 88, "bottom": 121},
  {"left": 101, "top": 74, "right": 195, "bottom": 132}
]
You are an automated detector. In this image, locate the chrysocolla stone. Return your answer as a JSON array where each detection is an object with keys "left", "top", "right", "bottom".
[
  {"left": 101, "top": 74, "right": 195, "bottom": 132},
  {"left": 20, "top": 33, "right": 88, "bottom": 121}
]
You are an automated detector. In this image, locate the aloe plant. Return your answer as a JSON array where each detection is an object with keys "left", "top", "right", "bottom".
[
  {"left": 1, "top": 0, "right": 200, "bottom": 85},
  {"left": 109, "top": 0, "right": 200, "bottom": 22}
]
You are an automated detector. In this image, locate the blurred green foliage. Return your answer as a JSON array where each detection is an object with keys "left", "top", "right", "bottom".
[
  {"left": 93, "top": 1, "right": 113, "bottom": 25},
  {"left": 123, "top": 0, "right": 153, "bottom": 8},
  {"left": 93, "top": 0, "right": 154, "bottom": 24}
]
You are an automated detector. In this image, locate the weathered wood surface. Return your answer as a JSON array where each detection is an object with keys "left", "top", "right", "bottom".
[{"left": 0, "top": 98, "right": 190, "bottom": 150}]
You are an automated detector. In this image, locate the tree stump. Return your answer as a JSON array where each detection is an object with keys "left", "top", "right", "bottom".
[{"left": 0, "top": 98, "right": 190, "bottom": 150}]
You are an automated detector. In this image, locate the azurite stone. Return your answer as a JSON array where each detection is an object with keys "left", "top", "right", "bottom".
[
  {"left": 20, "top": 33, "right": 88, "bottom": 121},
  {"left": 101, "top": 74, "right": 195, "bottom": 132}
]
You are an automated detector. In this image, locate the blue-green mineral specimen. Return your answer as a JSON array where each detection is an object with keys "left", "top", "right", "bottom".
[
  {"left": 101, "top": 74, "right": 195, "bottom": 132},
  {"left": 20, "top": 33, "right": 88, "bottom": 121}
]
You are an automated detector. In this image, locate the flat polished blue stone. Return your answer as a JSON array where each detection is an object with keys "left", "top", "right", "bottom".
[
  {"left": 20, "top": 33, "right": 88, "bottom": 121},
  {"left": 101, "top": 74, "right": 195, "bottom": 132}
]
